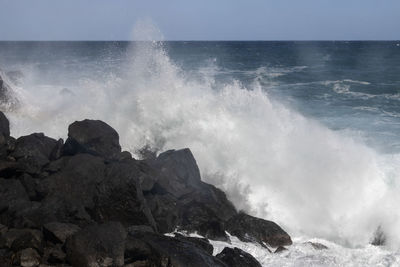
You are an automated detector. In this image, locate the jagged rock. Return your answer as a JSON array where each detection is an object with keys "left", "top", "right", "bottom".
[
  {"left": 305, "top": 241, "right": 328, "bottom": 250},
  {"left": 93, "top": 160, "right": 157, "bottom": 230},
  {"left": 125, "top": 231, "right": 226, "bottom": 267},
  {"left": 216, "top": 247, "right": 262, "bottom": 267},
  {"left": 0, "top": 160, "right": 20, "bottom": 178},
  {"left": 42, "top": 222, "right": 81, "bottom": 244},
  {"left": 49, "top": 138, "right": 63, "bottom": 161},
  {"left": 0, "top": 224, "right": 7, "bottom": 235},
  {"left": 63, "top": 119, "right": 121, "bottom": 160},
  {"left": 65, "top": 222, "right": 127, "bottom": 267},
  {"left": 11, "top": 133, "right": 58, "bottom": 174},
  {"left": 274, "top": 246, "right": 288, "bottom": 253},
  {"left": 0, "top": 111, "right": 10, "bottom": 137},
  {"left": 226, "top": 212, "right": 292, "bottom": 247},
  {"left": 18, "top": 173, "right": 38, "bottom": 200},
  {"left": 173, "top": 233, "right": 214, "bottom": 255}
]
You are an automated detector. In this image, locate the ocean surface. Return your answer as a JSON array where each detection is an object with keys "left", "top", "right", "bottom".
[{"left": 1, "top": 41, "right": 400, "bottom": 266}]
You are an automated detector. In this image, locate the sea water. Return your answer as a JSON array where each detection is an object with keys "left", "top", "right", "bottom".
[{"left": 1, "top": 40, "right": 400, "bottom": 266}]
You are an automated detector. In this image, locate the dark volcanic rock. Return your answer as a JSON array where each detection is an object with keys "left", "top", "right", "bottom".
[
  {"left": 11, "top": 133, "right": 58, "bottom": 174},
  {"left": 15, "top": 248, "right": 41, "bottom": 267},
  {"left": 226, "top": 212, "right": 292, "bottom": 247},
  {"left": 0, "top": 178, "right": 29, "bottom": 214},
  {"left": 216, "top": 247, "right": 262, "bottom": 267},
  {"left": 0, "top": 72, "right": 19, "bottom": 110},
  {"left": 0, "top": 111, "right": 10, "bottom": 137},
  {"left": 173, "top": 233, "right": 214, "bottom": 255},
  {"left": 63, "top": 119, "right": 121, "bottom": 160},
  {"left": 0, "top": 229, "right": 42, "bottom": 251},
  {"left": 125, "top": 231, "right": 226, "bottom": 267},
  {"left": 42, "top": 222, "right": 81, "bottom": 244},
  {"left": 93, "top": 160, "right": 157, "bottom": 230},
  {"left": 145, "top": 148, "right": 236, "bottom": 235},
  {"left": 305, "top": 241, "right": 328, "bottom": 250},
  {"left": 66, "top": 222, "right": 127, "bottom": 267}
]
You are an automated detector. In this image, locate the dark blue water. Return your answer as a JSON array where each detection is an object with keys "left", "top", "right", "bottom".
[{"left": 1, "top": 41, "right": 400, "bottom": 152}]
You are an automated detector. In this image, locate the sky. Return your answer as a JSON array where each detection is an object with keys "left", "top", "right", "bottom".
[{"left": 1, "top": 0, "right": 399, "bottom": 41}]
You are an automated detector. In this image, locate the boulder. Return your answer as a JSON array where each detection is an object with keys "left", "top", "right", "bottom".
[
  {"left": 63, "top": 119, "right": 121, "bottom": 160},
  {"left": 11, "top": 133, "right": 58, "bottom": 174},
  {"left": 0, "top": 229, "right": 42, "bottom": 251},
  {"left": 42, "top": 222, "right": 81, "bottom": 244},
  {"left": 305, "top": 241, "right": 328, "bottom": 250},
  {"left": 65, "top": 222, "right": 127, "bottom": 267},
  {"left": 125, "top": 231, "right": 226, "bottom": 267},
  {"left": 216, "top": 247, "right": 262, "bottom": 267},
  {"left": 226, "top": 212, "right": 292, "bottom": 247}
]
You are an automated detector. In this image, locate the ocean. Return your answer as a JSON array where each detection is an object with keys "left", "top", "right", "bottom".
[{"left": 1, "top": 41, "right": 400, "bottom": 266}]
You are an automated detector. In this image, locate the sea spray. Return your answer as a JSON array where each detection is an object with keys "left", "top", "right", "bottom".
[{"left": 4, "top": 39, "right": 400, "bottom": 249}]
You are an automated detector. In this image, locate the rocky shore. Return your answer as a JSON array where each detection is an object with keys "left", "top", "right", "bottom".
[{"left": 0, "top": 110, "right": 292, "bottom": 266}]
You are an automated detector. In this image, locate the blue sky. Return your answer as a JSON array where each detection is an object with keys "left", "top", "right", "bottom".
[{"left": 1, "top": 0, "right": 399, "bottom": 40}]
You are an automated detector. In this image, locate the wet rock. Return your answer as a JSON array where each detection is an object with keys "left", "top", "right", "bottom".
[
  {"left": 173, "top": 233, "right": 213, "bottom": 255},
  {"left": 42, "top": 222, "right": 81, "bottom": 244},
  {"left": 274, "top": 246, "right": 288, "bottom": 253},
  {"left": 226, "top": 212, "right": 292, "bottom": 247},
  {"left": 11, "top": 133, "right": 58, "bottom": 174},
  {"left": 65, "top": 222, "right": 127, "bottom": 267},
  {"left": 0, "top": 160, "right": 20, "bottom": 178},
  {"left": 44, "top": 246, "right": 66, "bottom": 264},
  {"left": 0, "top": 224, "right": 7, "bottom": 235},
  {"left": 127, "top": 225, "right": 154, "bottom": 234},
  {"left": 18, "top": 173, "right": 38, "bottom": 200},
  {"left": 216, "top": 247, "right": 262, "bottom": 267},
  {"left": 0, "top": 72, "right": 19, "bottom": 110},
  {"left": 63, "top": 119, "right": 121, "bottom": 160},
  {"left": 125, "top": 231, "right": 226, "bottom": 267}
]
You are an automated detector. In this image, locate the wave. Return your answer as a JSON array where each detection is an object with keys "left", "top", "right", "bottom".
[{"left": 5, "top": 40, "right": 400, "bottom": 249}]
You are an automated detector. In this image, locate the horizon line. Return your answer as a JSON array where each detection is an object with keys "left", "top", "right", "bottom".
[{"left": 0, "top": 39, "right": 400, "bottom": 42}]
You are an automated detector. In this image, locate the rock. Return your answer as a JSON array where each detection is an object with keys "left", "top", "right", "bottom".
[
  {"left": 0, "top": 111, "right": 9, "bottom": 137},
  {"left": 226, "top": 212, "right": 292, "bottom": 247},
  {"left": 65, "top": 222, "right": 127, "bottom": 267},
  {"left": 18, "top": 248, "right": 40, "bottom": 267},
  {"left": 18, "top": 173, "right": 38, "bottom": 200},
  {"left": 0, "top": 160, "right": 20, "bottom": 178},
  {"left": 0, "top": 71, "right": 19, "bottom": 110},
  {"left": 125, "top": 231, "right": 226, "bottom": 267},
  {"left": 10, "top": 229, "right": 43, "bottom": 253},
  {"left": 44, "top": 246, "right": 66, "bottom": 264},
  {"left": 43, "top": 222, "right": 81, "bottom": 244},
  {"left": 49, "top": 138, "right": 63, "bottom": 161},
  {"left": 371, "top": 225, "right": 386, "bottom": 246},
  {"left": 216, "top": 247, "right": 262, "bottom": 267},
  {"left": 0, "top": 229, "right": 41, "bottom": 250},
  {"left": 63, "top": 119, "right": 121, "bottom": 160},
  {"left": 11, "top": 133, "right": 58, "bottom": 174},
  {"left": 173, "top": 233, "right": 214, "bottom": 255},
  {"left": 35, "top": 154, "right": 106, "bottom": 224},
  {"left": 93, "top": 161, "right": 157, "bottom": 230},
  {"left": 0, "top": 224, "right": 7, "bottom": 235},
  {"left": 127, "top": 225, "right": 154, "bottom": 234},
  {"left": 305, "top": 241, "right": 328, "bottom": 250},
  {"left": 274, "top": 246, "right": 287, "bottom": 253},
  {"left": 0, "top": 178, "right": 29, "bottom": 215}
]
